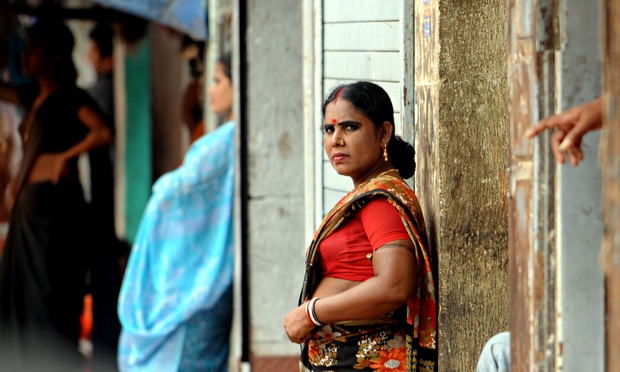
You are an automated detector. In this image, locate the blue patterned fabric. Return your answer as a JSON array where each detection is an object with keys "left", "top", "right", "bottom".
[{"left": 117, "top": 121, "right": 235, "bottom": 371}]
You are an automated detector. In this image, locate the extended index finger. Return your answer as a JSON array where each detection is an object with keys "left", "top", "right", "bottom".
[{"left": 525, "top": 112, "right": 570, "bottom": 139}]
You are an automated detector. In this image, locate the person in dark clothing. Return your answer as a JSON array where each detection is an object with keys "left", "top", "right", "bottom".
[{"left": 0, "top": 19, "right": 113, "bottom": 371}]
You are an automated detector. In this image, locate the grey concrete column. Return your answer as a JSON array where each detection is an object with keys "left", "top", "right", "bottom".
[
  {"left": 242, "top": 0, "right": 306, "bottom": 369},
  {"left": 414, "top": 0, "right": 510, "bottom": 370}
]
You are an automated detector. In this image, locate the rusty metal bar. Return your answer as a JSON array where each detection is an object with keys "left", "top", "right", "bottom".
[{"left": 601, "top": 1, "right": 620, "bottom": 371}]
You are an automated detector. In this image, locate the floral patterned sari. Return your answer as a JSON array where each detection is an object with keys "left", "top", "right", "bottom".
[{"left": 299, "top": 175, "right": 438, "bottom": 372}]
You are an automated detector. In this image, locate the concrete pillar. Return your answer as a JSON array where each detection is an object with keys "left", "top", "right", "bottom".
[
  {"left": 414, "top": 0, "right": 509, "bottom": 370},
  {"left": 240, "top": 0, "right": 305, "bottom": 370}
]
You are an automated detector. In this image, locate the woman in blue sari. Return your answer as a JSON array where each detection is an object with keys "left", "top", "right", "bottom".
[{"left": 117, "top": 53, "right": 235, "bottom": 371}]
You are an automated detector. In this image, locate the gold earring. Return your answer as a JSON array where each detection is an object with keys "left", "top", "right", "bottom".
[
  {"left": 383, "top": 145, "right": 388, "bottom": 161},
  {"left": 338, "top": 139, "right": 344, "bottom": 146}
]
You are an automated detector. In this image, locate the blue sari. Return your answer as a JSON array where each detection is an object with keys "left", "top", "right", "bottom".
[{"left": 117, "top": 121, "right": 235, "bottom": 371}]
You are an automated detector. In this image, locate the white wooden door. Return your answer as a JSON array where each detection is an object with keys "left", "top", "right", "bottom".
[{"left": 317, "top": 0, "right": 405, "bottom": 221}]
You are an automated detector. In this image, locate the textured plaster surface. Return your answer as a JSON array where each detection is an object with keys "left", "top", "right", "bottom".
[
  {"left": 415, "top": 0, "right": 509, "bottom": 370},
  {"left": 245, "top": 0, "right": 306, "bottom": 359}
]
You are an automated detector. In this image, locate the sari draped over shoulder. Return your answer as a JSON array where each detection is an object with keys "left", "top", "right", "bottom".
[
  {"left": 117, "top": 121, "right": 235, "bottom": 371},
  {"left": 299, "top": 175, "right": 438, "bottom": 372}
]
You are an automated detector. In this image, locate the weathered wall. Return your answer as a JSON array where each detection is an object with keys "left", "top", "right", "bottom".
[
  {"left": 507, "top": 2, "right": 605, "bottom": 370},
  {"left": 414, "top": 0, "right": 509, "bottom": 370},
  {"left": 557, "top": 1, "right": 604, "bottom": 370},
  {"left": 244, "top": 0, "right": 306, "bottom": 367},
  {"left": 320, "top": 0, "right": 404, "bottom": 213}
]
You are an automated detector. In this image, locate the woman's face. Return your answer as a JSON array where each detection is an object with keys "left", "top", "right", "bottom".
[
  {"left": 22, "top": 36, "right": 47, "bottom": 77},
  {"left": 323, "top": 98, "right": 391, "bottom": 186},
  {"left": 208, "top": 62, "right": 233, "bottom": 120}
]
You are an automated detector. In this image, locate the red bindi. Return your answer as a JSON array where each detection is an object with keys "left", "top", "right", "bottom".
[{"left": 332, "top": 118, "right": 337, "bottom": 124}]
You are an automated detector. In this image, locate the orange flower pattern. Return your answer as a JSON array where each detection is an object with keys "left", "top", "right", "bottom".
[
  {"left": 369, "top": 348, "right": 408, "bottom": 372},
  {"left": 306, "top": 323, "right": 435, "bottom": 371}
]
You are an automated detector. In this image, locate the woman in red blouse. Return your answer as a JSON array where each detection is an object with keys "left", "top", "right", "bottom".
[{"left": 284, "top": 81, "right": 438, "bottom": 372}]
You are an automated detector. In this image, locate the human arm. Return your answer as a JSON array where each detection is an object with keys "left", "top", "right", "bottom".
[
  {"left": 48, "top": 105, "right": 113, "bottom": 184},
  {"left": 524, "top": 97, "right": 602, "bottom": 166},
  {"left": 284, "top": 240, "right": 417, "bottom": 343}
]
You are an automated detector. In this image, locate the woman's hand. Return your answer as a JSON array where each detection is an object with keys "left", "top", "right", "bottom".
[{"left": 284, "top": 304, "right": 314, "bottom": 344}]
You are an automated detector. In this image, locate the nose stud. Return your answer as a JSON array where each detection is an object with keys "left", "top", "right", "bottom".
[{"left": 338, "top": 139, "right": 344, "bottom": 146}]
